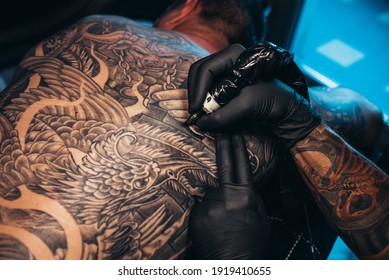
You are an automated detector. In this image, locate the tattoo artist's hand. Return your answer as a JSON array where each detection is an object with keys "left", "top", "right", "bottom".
[
  {"left": 188, "top": 44, "right": 321, "bottom": 148},
  {"left": 189, "top": 133, "right": 269, "bottom": 259}
]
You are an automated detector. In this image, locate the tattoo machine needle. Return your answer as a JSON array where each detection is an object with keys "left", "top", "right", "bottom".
[{"left": 183, "top": 41, "right": 309, "bottom": 128}]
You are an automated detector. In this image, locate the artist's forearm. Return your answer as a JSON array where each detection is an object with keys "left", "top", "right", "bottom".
[{"left": 290, "top": 123, "right": 389, "bottom": 259}]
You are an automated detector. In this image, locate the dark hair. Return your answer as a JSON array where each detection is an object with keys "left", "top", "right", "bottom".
[{"left": 198, "top": 0, "right": 267, "bottom": 47}]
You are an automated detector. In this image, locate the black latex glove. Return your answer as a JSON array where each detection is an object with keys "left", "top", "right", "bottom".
[
  {"left": 188, "top": 44, "right": 321, "bottom": 148},
  {"left": 189, "top": 133, "right": 270, "bottom": 259}
]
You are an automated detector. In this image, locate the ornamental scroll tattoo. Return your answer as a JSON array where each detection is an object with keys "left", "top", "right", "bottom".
[{"left": 0, "top": 15, "right": 278, "bottom": 259}]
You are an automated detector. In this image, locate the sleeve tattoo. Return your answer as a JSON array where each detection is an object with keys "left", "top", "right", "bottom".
[
  {"left": 0, "top": 15, "right": 278, "bottom": 259},
  {"left": 291, "top": 123, "right": 389, "bottom": 259}
]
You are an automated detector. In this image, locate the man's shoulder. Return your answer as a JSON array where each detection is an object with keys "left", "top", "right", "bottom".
[
  {"left": 75, "top": 14, "right": 208, "bottom": 55},
  {"left": 78, "top": 14, "right": 144, "bottom": 30}
]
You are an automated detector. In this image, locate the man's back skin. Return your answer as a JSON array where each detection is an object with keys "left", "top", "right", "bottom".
[{"left": 0, "top": 15, "right": 276, "bottom": 259}]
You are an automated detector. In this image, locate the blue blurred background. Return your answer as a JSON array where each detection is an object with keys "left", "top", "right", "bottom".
[{"left": 292, "top": 0, "right": 389, "bottom": 117}]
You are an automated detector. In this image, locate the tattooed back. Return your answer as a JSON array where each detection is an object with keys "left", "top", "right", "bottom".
[{"left": 0, "top": 15, "right": 277, "bottom": 259}]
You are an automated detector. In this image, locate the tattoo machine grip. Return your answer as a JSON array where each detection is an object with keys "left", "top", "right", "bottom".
[{"left": 184, "top": 41, "right": 308, "bottom": 126}]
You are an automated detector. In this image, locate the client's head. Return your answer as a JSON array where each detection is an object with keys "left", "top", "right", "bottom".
[{"left": 154, "top": 0, "right": 267, "bottom": 49}]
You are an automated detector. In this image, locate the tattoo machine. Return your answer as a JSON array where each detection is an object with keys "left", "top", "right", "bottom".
[{"left": 183, "top": 41, "right": 309, "bottom": 127}]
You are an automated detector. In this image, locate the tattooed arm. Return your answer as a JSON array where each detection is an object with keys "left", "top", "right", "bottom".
[
  {"left": 290, "top": 123, "right": 389, "bottom": 259},
  {"left": 294, "top": 87, "right": 388, "bottom": 259}
]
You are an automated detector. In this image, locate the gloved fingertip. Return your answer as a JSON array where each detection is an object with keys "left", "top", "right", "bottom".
[
  {"left": 188, "top": 108, "right": 195, "bottom": 115},
  {"left": 188, "top": 104, "right": 203, "bottom": 115},
  {"left": 228, "top": 43, "right": 246, "bottom": 56},
  {"left": 196, "top": 116, "right": 216, "bottom": 132}
]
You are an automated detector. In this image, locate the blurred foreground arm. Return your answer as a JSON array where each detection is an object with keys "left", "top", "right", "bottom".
[{"left": 291, "top": 123, "right": 389, "bottom": 259}]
